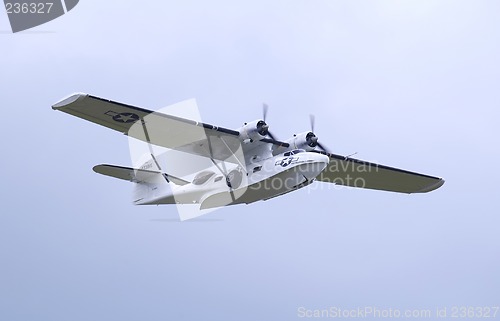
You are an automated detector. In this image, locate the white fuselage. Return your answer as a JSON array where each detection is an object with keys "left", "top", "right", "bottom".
[{"left": 137, "top": 150, "right": 329, "bottom": 208}]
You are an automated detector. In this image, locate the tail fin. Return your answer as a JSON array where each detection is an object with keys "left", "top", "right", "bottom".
[{"left": 93, "top": 164, "right": 189, "bottom": 204}]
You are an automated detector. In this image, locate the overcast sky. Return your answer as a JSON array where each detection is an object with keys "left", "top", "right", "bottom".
[{"left": 1, "top": 1, "right": 499, "bottom": 320}]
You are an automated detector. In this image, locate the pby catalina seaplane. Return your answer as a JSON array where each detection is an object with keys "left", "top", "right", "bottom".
[{"left": 53, "top": 93, "right": 444, "bottom": 211}]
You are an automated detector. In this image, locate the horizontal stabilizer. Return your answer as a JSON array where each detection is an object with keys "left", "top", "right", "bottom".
[{"left": 93, "top": 164, "right": 190, "bottom": 186}]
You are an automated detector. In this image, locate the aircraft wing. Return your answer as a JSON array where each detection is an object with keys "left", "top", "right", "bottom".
[
  {"left": 313, "top": 151, "right": 444, "bottom": 194},
  {"left": 52, "top": 93, "right": 243, "bottom": 161}
]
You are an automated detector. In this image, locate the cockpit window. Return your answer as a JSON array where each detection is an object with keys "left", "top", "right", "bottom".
[
  {"left": 284, "top": 149, "right": 305, "bottom": 156},
  {"left": 192, "top": 171, "right": 215, "bottom": 185}
]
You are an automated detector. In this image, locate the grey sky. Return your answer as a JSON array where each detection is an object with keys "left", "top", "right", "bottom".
[{"left": 1, "top": 1, "right": 499, "bottom": 320}]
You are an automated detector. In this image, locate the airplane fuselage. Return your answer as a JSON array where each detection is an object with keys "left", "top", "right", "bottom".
[{"left": 137, "top": 150, "right": 329, "bottom": 208}]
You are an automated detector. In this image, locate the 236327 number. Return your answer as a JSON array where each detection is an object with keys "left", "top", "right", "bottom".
[
  {"left": 450, "top": 306, "right": 499, "bottom": 318},
  {"left": 5, "top": 2, "right": 54, "bottom": 14}
]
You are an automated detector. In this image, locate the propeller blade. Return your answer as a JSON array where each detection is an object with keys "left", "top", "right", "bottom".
[
  {"left": 262, "top": 103, "right": 280, "bottom": 141},
  {"left": 317, "top": 142, "right": 330, "bottom": 154},
  {"left": 260, "top": 137, "right": 290, "bottom": 148},
  {"left": 309, "top": 114, "right": 331, "bottom": 153},
  {"left": 267, "top": 130, "right": 278, "bottom": 141},
  {"left": 263, "top": 103, "right": 269, "bottom": 122},
  {"left": 309, "top": 114, "right": 315, "bottom": 133}
]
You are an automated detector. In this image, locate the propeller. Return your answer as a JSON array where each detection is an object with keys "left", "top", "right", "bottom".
[
  {"left": 309, "top": 114, "right": 330, "bottom": 153},
  {"left": 256, "top": 120, "right": 269, "bottom": 136},
  {"left": 262, "top": 103, "right": 278, "bottom": 141},
  {"left": 256, "top": 103, "right": 290, "bottom": 148}
]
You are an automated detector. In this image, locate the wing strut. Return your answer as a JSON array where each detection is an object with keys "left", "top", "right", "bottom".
[
  {"left": 206, "top": 135, "right": 237, "bottom": 202},
  {"left": 139, "top": 117, "right": 169, "bottom": 183}
]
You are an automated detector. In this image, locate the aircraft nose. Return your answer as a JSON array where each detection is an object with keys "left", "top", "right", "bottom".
[
  {"left": 300, "top": 153, "right": 330, "bottom": 180},
  {"left": 318, "top": 153, "right": 329, "bottom": 164},
  {"left": 316, "top": 154, "right": 329, "bottom": 172}
]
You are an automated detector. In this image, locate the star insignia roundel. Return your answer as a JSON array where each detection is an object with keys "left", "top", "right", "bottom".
[
  {"left": 280, "top": 157, "right": 293, "bottom": 167},
  {"left": 112, "top": 112, "right": 140, "bottom": 123}
]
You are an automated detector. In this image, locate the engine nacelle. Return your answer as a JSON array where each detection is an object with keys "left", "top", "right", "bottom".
[
  {"left": 286, "top": 131, "right": 318, "bottom": 152},
  {"left": 238, "top": 120, "right": 269, "bottom": 142}
]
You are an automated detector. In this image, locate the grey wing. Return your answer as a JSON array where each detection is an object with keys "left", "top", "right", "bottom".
[
  {"left": 52, "top": 93, "right": 242, "bottom": 161},
  {"left": 314, "top": 151, "right": 444, "bottom": 194}
]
